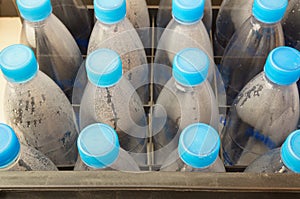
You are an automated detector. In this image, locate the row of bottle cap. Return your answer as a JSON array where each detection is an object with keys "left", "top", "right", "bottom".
[
  {"left": 1, "top": 119, "right": 300, "bottom": 173},
  {"left": 0, "top": 44, "right": 299, "bottom": 88}
]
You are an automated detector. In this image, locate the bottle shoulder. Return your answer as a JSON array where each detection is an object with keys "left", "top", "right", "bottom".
[
  {"left": 245, "top": 148, "right": 293, "bottom": 173},
  {"left": 161, "top": 149, "right": 225, "bottom": 172},
  {"left": 6, "top": 145, "right": 58, "bottom": 171},
  {"left": 22, "top": 14, "right": 82, "bottom": 57},
  {"left": 89, "top": 18, "right": 146, "bottom": 55},
  {"left": 74, "top": 149, "right": 140, "bottom": 172},
  {"left": 224, "top": 17, "right": 284, "bottom": 53}
]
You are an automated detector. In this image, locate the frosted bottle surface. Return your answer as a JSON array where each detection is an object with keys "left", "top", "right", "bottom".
[
  {"left": 214, "top": 0, "right": 253, "bottom": 56},
  {"left": 0, "top": 45, "right": 78, "bottom": 167},
  {"left": 126, "top": 0, "right": 150, "bottom": 29},
  {"left": 74, "top": 123, "right": 140, "bottom": 172},
  {"left": 160, "top": 123, "right": 225, "bottom": 172},
  {"left": 0, "top": 123, "right": 58, "bottom": 171},
  {"left": 17, "top": 0, "right": 83, "bottom": 100},
  {"left": 244, "top": 149, "right": 293, "bottom": 173},
  {"left": 282, "top": 0, "right": 300, "bottom": 50},
  {"left": 153, "top": 49, "right": 219, "bottom": 165},
  {"left": 88, "top": 0, "right": 149, "bottom": 104},
  {"left": 245, "top": 130, "right": 300, "bottom": 173},
  {"left": 156, "top": 0, "right": 212, "bottom": 33},
  {"left": 51, "top": 0, "right": 92, "bottom": 54},
  {"left": 79, "top": 49, "right": 147, "bottom": 166},
  {"left": 221, "top": 47, "right": 300, "bottom": 166},
  {"left": 219, "top": 0, "right": 287, "bottom": 105}
]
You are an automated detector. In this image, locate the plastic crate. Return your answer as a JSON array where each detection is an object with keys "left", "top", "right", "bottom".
[{"left": 0, "top": 1, "right": 299, "bottom": 198}]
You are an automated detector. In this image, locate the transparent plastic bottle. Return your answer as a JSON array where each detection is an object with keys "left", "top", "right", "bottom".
[
  {"left": 214, "top": 0, "right": 253, "bottom": 56},
  {"left": 245, "top": 129, "right": 300, "bottom": 173},
  {"left": 87, "top": 0, "right": 149, "bottom": 104},
  {"left": 0, "top": 123, "right": 58, "bottom": 171},
  {"left": 221, "top": 46, "right": 300, "bottom": 166},
  {"left": 0, "top": 44, "right": 78, "bottom": 167},
  {"left": 160, "top": 123, "right": 225, "bottom": 172},
  {"left": 219, "top": 0, "right": 287, "bottom": 105},
  {"left": 156, "top": 0, "right": 212, "bottom": 33},
  {"left": 17, "top": 0, "right": 83, "bottom": 100},
  {"left": 153, "top": 48, "right": 219, "bottom": 165},
  {"left": 155, "top": 0, "right": 214, "bottom": 62},
  {"left": 154, "top": 0, "right": 214, "bottom": 99},
  {"left": 282, "top": 0, "right": 300, "bottom": 51},
  {"left": 51, "top": 0, "right": 92, "bottom": 54},
  {"left": 74, "top": 123, "right": 140, "bottom": 172},
  {"left": 79, "top": 49, "right": 147, "bottom": 166}
]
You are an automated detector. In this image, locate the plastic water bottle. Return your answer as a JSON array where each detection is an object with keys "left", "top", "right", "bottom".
[
  {"left": 214, "top": 0, "right": 253, "bottom": 56},
  {"left": 74, "top": 123, "right": 140, "bottom": 171},
  {"left": 221, "top": 46, "right": 300, "bottom": 166},
  {"left": 219, "top": 0, "right": 287, "bottom": 105},
  {"left": 245, "top": 129, "right": 300, "bottom": 173},
  {"left": 0, "top": 123, "right": 58, "bottom": 171},
  {"left": 154, "top": 0, "right": 215, "bottom": 99},
  {"left": 88, "top": 0, "right": 149, "bottom": 104},
  {"left": 155, "top": 0, "right": 213, "bottom": 62},
  {"left": 79, "top": 48, "right": 147, "bottom": 166},
  {"left": 282, "top": 0, "right": 300, "bottom": 51},
  {"left": 51, "top": 0, "right": 92, "bottom": 54},
  {"left": 0, "top": 44, "right": 78, "bottom": 167},
  {"left": 17, "top": 0, "right": 83, "bottom": 100},
  {"left": 156, "top": 0, "right": 212, "bottom": 33},
  {"left": 153, "top": 48, "right": 219, "bottom": 165},
  {"left": 160, "top": 123, "right": 225, "bottom": 172}
]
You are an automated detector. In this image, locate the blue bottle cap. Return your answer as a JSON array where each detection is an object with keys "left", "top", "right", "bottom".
[
  {"left": 86, "top": 48, "right": 122, "bottom": 87},
  {"left": 0, "top": 44, "right": 38, "bottom": 83},
  {"left": 0, "top": 124, "right": 21, "bottom": 169},
  {"left": 94, "top": 0, "right": 126, "bottom": 24},
  {"left": 172, "top": 0, "right": 205, "bottom": 23},
  {"left": 264, "top": 46, "right": 300, "bottom": 85},
  {"left": 77, "top": 123, "right": 120, "bottom": 169},
  {"left": 178, "top": 123, "right": 220, "bottom": 169},
  {"left": 173, "top": 48, "right": 210, "bottom": 86},
  {"left": 16, "top": 0, "right": 52, "bottom": 22},
  {"left": 281, "top": 130, "right": 300, "bottom": 173},
  {"left": 252, "top": 0, "right": 288, "bottom": 24}
]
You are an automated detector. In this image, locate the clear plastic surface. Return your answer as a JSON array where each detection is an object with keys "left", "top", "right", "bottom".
[
  {"left": 51, "top": 0, "right": 92, "bottom": 54},
  {"left": 221, "top": 73, "right": 299, "bottom": 166},
  {"left": 1, "top": 144, "right": 58, "bottom": 171},
  {"left": 154, "top": 19, "right": 215, "bottom": 100},
  {"left": 87, "top": 18, "right": 149, "bottom": 104},
  {"left": 156, "top": 18, "right": 214, "bottom": 64},
  {"left": 3, "top": 72, "right": 79, "bottom": 167},
  {"left": 79, "top": 78, "right": 148, "bottom": 166},
  {"left": 152, "top": 79, "right": 219, "bottom": 165},
  {"left": 20, "top": 14, "right": 83, "bottom": 100},
  {"left": 74, "top": 148, "right": 140, "bottom": 172},
  {"left": 160, "top": 149, "right": 225, "bottom": 172},
  {"left": 244, "top": 148, "right": 293, "bottom": 173},
  {"left": 214, "top": 0, "right": 253, "bottom": 56},
  {"left": 219, "top": 17, "right": 284, "bottom": 105}
]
